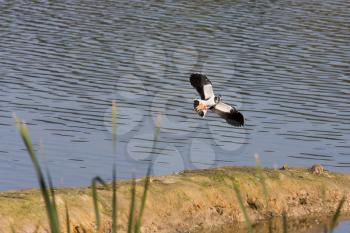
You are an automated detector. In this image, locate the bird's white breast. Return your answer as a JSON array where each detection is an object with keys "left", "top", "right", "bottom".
[{"left": 205, "top": 96, "right": 216, "bottom": 107}]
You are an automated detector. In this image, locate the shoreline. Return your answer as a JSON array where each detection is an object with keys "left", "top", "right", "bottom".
[{"left": 0, "top": 165, "right": 349, "bottom": 232}]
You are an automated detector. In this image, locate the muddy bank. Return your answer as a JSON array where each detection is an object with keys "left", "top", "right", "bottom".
[
  {"left": 195, "top": 215, "right": 350, "bottom": 233},
  {"left": 0, "top": 166, "right": 349, "bottom": 233}
]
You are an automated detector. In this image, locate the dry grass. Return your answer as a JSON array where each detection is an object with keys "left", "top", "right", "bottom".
[
  {"left": 1, "top": 166, "right": 349, "bottom": 233},
  {"left": 6, "top": 105, "right": 348, "bottom": 233}
]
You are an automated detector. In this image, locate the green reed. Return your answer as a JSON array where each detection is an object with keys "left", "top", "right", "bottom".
[
  {"left": 251, "top": 156, "right": 346, "bottom": 233},
  {"left": 112, "top": 100, "right": 117, "bottom": 154},
  {"left": 329, "top": 197, "right": 345, "bottom": 233},
  {"left": 111, "top": 100, "right": 118, "bottom": 233},
  {"left": 91, "top": 176, "right": 108, "bottom": 232},
  {"left": 233, "top": 181, "right": 253, "bottom": 233},
  {"left": 111, "top": 164, "right": 118, "bottom": 233},
  {"left": 134, "top": 165, "right": 151, "bottom": 233},
  {"left": 65, "top": 202, "right": 71, "bottom": 233},
  {"left": 13, "top": 100, "right": 158, "bottom": 233},
  {"left": 14, "top": 114, "right": 60, "bottom": 233},
  {"left": 13, "top": 107, "right": 346, "bottom": 233}
]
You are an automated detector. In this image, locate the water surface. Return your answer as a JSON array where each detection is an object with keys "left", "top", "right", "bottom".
[
  {"left": 196, "top": 216, "right": 350, "bottom": 233},
  {"left": 0, "top": 0, "right": 349, "bottom": 191}
]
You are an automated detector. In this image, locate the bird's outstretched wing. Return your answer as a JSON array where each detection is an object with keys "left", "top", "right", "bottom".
[
  {"left": 190, "top": 73, "right": 214, "bottom": 100},
  {"left": 212, "top": 101, "right": 244, "bottom": 127}
]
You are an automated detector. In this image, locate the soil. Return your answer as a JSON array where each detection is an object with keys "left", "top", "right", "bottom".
[{"left": 0, "top": 165, "right": 349, "bottom": 233}]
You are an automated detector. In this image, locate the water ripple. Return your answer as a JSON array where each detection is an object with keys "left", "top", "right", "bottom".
[{"left": 0, "top": 0, "right": 349, "bottom": 190}]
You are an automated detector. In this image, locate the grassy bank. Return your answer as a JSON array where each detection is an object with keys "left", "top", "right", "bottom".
[
  {"left": 0, "top": 166, "right": 349, "bottom": 233},
  {"left": 6, "top": 104, "right": 349, "bottom": 233}
]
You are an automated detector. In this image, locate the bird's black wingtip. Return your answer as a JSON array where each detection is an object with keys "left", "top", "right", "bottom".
[
  {"left": 189, "top": 73, "right": 211, "bottom": 87},
  {"left": 190, "top": 73, "right": 204, "bottom": 79},
  {"left": 228, "top": 109, "right": 245, "bottom": 127}
]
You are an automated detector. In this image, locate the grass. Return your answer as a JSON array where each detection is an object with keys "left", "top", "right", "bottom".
[
  {"left": 134, "top": 166, "right": 151, "bottom": 233},
  {"left": 91, "top": 176, "right": 107, "bottom": 232},
  {"left": 13, "top": 102, "right": 347, "bottom": 233},
  {"left": 13, "top": 100, "right": 157, "bottom": 233},
  {"left": 65, "top": 202, "right": 70, "bottom": 233},
  {"left": 254, "top": 154, "right": 269, "bottom": 209},
  {"left": 233, "top": 181, "right": 253, "bottom": 233},
  {"left": 14, "top": 114, "right": 60, "bottom": 233},
  {"left": 127, "top": 177, "right": 136, "bottom": 233},
  {"left": 112, "top": 99, "right": 118, "bottom": 233},
  {"left": 329, "top": 197, "right": 345, "bottom": 233},
  {"left": 231, "top": 154, "right": 346, "bottom": 233},
  {"left": 282, "top": 211, "right": 288, "bottom": 233},
  {"left": 112, "top": 164, "right": 118, "bottom": 233}
]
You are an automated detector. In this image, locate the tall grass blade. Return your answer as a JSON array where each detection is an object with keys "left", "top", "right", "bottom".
[
  {"left": 111, "top": 100, "right": 118, "bottom": 233},
  {"left": 153, "top": 114, "right": 162, "bottom": 145},
  {"left": 147, "top": 113, "right": 162, "bottom": 173},
  {"left": 134, "top": 114, "right": 161, "bottom": 230},
  {"left": 134, "top": 114, "right": 161, "bottom": 232},
  {"left": 65, "top": 202, "right": 71, "bottom": 233},
  {"left": 91, "top": 176, "right": 108, "bottom": 233},
  {"left": 127, "top": 177, "right": 136, "bottom": 233},
  {"left": 112, "top": 100, "right": 117, "bottom": 154},
  {"left": 282, "top": 211, "right": 288, "bottom": 233},
  {"left": 47, "top": 170, "right": 60, "bottom": 231},
  {"left": 134, "top": 164, "right": 152, "bottom": 233},
  {"left": 255, "top": 154, "right": 269, "bottom": 208},
  {"left": 111, "top": 164, "right": 118, "bottom": 233},
  {"left": 41, "top": 143, "right": 60, "bottom": 231},
  {"left": 14, "top": 115, "right": 60, "bottom": 233},
  {"left": 329, "top": 197, "right": 345, "bottom": 233},
  {"left": 233, "top": 181, "right": 252, "bottom": 233}
]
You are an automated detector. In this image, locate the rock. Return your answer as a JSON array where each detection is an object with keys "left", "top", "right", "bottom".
[
  {"left": 280, "top": 164, "right": 289, "bottom": 170},
  {"left": 310, "top": 164, "right": 324, "bottom": 174}
]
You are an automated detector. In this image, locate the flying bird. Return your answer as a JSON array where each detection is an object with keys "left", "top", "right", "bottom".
[{"left": 190, "top": 73, "right": 244, "bottom": 127}]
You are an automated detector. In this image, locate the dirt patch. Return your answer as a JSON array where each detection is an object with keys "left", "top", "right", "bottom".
[{"left": 0, "top": 166, "right": 349, "bottom": 233}]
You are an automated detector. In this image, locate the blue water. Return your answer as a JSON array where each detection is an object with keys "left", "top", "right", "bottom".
[{"left": 0, "top": 0, "right": 349, "bottom": 193}]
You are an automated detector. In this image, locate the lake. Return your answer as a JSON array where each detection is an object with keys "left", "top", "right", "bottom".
[{"left": 0, "top": 0, "right": 349, "bottom": 195}]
